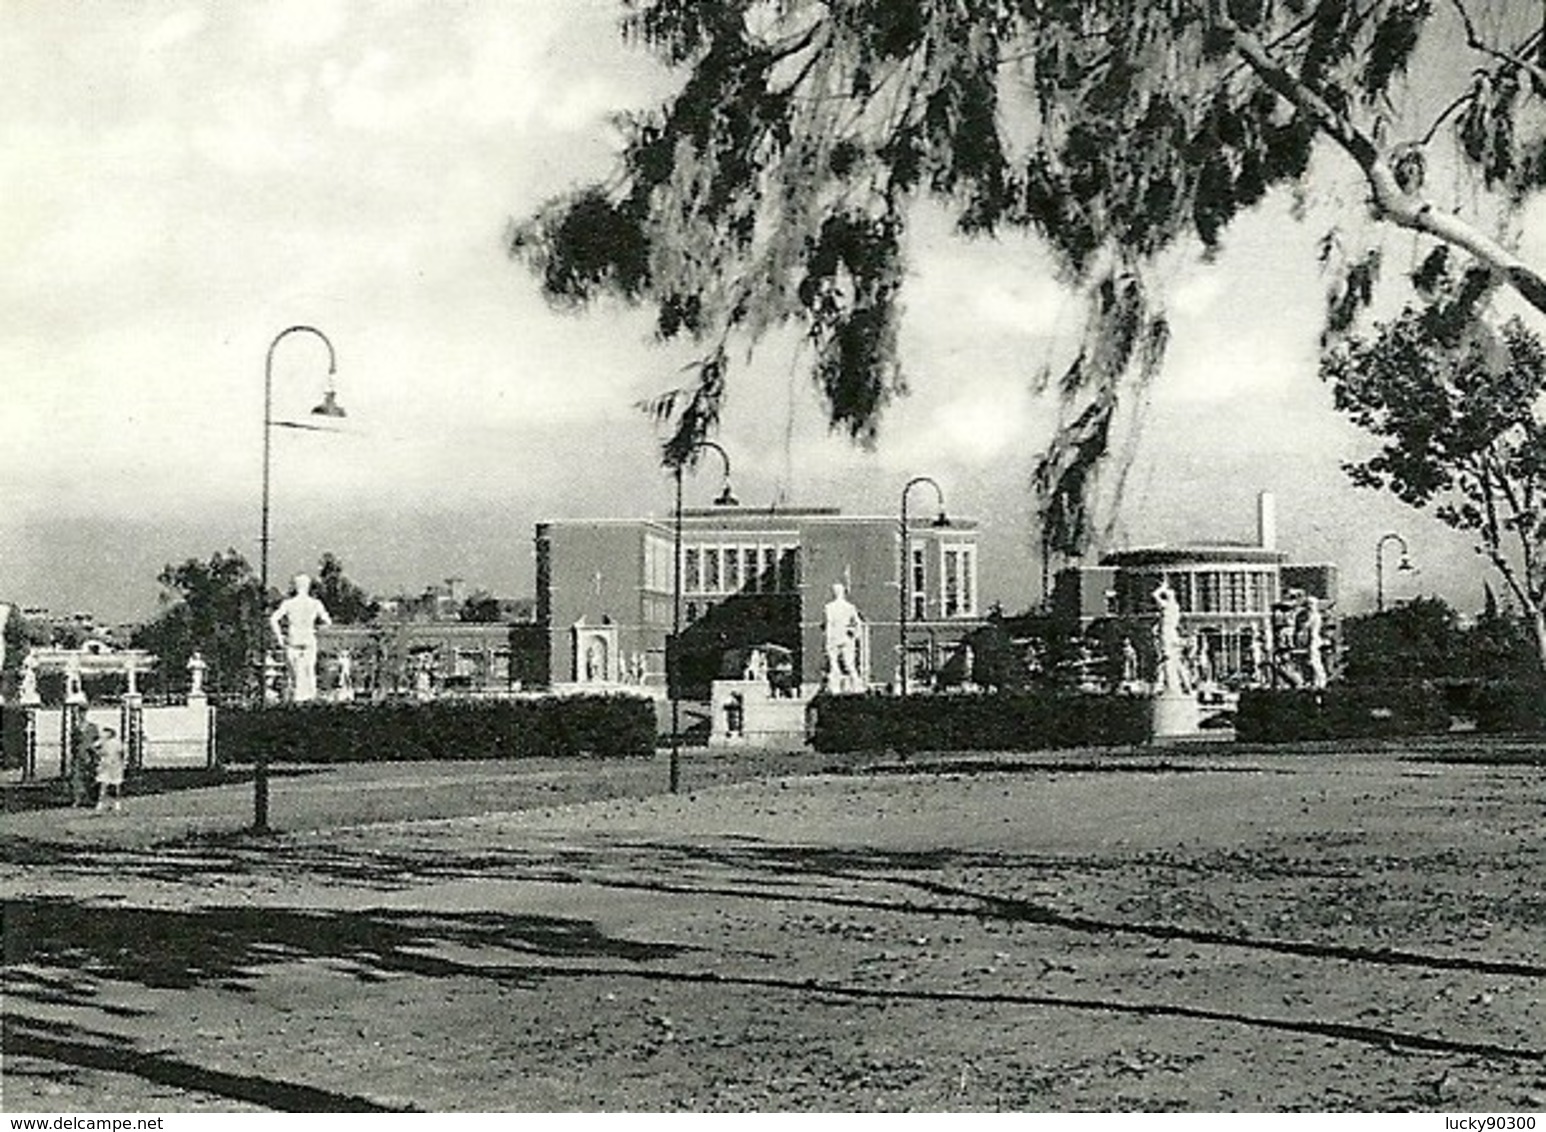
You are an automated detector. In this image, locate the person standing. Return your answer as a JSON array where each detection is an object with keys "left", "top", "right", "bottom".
[
  {"left": 94, "top": 726, "right": 125, "bottom": 813},
  {"left": 69, "top": 719, "right": 100, "bottom": 807}
]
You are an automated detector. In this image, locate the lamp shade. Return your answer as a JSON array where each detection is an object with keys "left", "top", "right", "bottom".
[{"left": 311, "top": 389, "right": 346, "bottom": 418}]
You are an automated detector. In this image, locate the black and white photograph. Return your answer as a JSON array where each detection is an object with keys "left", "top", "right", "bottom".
[{"left": 3, "top": 0, "right": 1545, "bottom": 1116}]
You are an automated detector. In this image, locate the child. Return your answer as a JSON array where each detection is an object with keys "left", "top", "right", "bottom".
[{"left": 94, "top": 726, "right": 126, "bottom": 813}]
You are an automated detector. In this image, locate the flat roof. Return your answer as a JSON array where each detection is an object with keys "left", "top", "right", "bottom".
[{"left": 1102, "top": 545, "right": 1288, "bottom": 567}]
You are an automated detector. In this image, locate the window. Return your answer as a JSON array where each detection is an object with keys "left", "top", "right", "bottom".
[
  {"left": 1196, "top": 572, "right": 1221, "bottom": 613},
  {"left": 941, "top": 544, "right": 977, "bottom": 617},
  {"left": 703, "top": 548, "right": 721, "bottom": 593},
  {"left": 724, "top": 548, "right": 740, "bottom": 593},
  {"left": 779, "top": 547, "right": 800, "bottom": 592},
  {"left": 1225, "top": 572, "right": 1248, "bottom": 613},
  {"left": 910, "top": 546, "right": 926, "bottom": 619},
  {"left": 684, "top": 548, "right": 701, "bottom": 594},
  {"left": 762, "top": 546, "right": 778, "bottom": 591}
]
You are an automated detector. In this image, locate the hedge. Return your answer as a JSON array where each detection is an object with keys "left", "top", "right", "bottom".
[
  {"left": 216, "top": 695, "right": 656, "bottom": 763},
  {"left": 1235, "top": 685, "right": 1451, "bottom": 743},
  {"left": 810, "top": 691, "right": 1150, "bottom": 754},
  {"left": 1462, "top": 681, "right": 1546, "bottom": 734}
]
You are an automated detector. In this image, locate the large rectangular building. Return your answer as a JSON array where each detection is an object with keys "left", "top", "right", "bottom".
[{"left": 535, "top": 505, "right": 985, "bottom": 696}]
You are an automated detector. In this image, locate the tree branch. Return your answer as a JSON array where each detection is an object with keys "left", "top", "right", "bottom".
[
  {"left": 1449, "top": 0, "right": 1546, "bottom": 94},
  {"left": 1214, "top": 3, "right": 1546, "bottom": 320}
]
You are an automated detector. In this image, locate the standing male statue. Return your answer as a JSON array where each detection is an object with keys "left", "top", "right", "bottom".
[
  {"left": 1304, "top": 595, "right": 1329, "bottom": 690},
  {"left": 269, "top": 573, "right": 332, "bottom": 703},
  {"left": 1152, "top": 578, "right": 1189, "bottom": 696},
  {"left": 823, "top": 582, "right": 863, "bottom": 693}
]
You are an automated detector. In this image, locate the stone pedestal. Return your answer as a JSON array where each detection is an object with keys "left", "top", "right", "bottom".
[
  {"left": 1149, "top": 690, "right": 1202, "bottom": 742},
  {"left": 709, "top": 679, "right": 810, "bottom": 748}
]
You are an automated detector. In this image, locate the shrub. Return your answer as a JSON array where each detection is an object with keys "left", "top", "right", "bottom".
[
  {"left": 1235, "top": 684, "right": 1451, "bottom": 743},
  {"left": 216, "top": 695, "right": 655, "bottom": 763},
  {"left": 1, "top": 706, "right": 25, "bottom": 770},
  {"left": 810, "top": 691, "right": 1150, "bottom": 754},
  {"left": 1466, "top": 681, "right": 1546, "bottom": 734}
]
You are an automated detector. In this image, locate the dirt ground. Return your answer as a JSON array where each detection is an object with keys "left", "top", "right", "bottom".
[{"left": 4, "top": 743, "right": 1545, "bottom": 1112}]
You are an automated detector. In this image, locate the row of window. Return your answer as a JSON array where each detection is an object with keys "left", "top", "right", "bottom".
[
  {"left": 1116, "top": 570, "right": 1278, "bottom": 615},
  {"left": 682, "top": 544, "right": 801, "bottom": 595},
  {"left": 909, "top": 545, "right": 978, "bottom": 618}
]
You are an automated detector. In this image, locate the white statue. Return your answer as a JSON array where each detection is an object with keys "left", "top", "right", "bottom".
[
  {"left": 64, "top": 652, "right": 87, "bottom": 704},
  {"left": 187, "top": 650, "right": 207, "bottom": 698},
  {"left": 1194, "top": 633, "right": 1213, "bottom": 687},
  {"left": 1305, "top": 595, "right": 1328, "bottom": 690},
  {"left": 19, "top": 652, "right": 40, "bottom": 705},
  {"left": 1152, "top": 578, "right": 1189, "bottom": 696},
  {"left": 124, "top": 656, "right": 139, "bottom": 698},
  {"left": 1249, "top": 631, "right": 1268, "bottom": 687},
  {"left": 269, "top": 573, "right": 332, "bottom": 703},
  {"left": 1121, "top": 637, "right": 1139, "bottom": 687},
  {"left": 743, "top": 648, "right": 768, "bottom": 683},
  {"left": 335, "top": 649, "right": 355, "bottom": 702},
  {"left": 823, "top": 582, "right": 863, "bottom": 693}
]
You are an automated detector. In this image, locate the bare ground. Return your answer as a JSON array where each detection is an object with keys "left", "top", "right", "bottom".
[{"left": 3, "top": 743, "right": 1545, "bottom": 1112}]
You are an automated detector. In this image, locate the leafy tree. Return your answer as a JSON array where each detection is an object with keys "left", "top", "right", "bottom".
[
  {"left": 131, "top": 550, "right": 265, "bottom": 698},
  {"left": 1323, "top": 260, "right": 1546, "bottom": 670},
  {"left": 1341, "top": 595, "right": 1465, "bottom": 683},
  {"left": 515, "top": 0, "right": 1546, "bottom": 552},
  {"left": 458, "top": 590, "right": 503, "bottom": 623},
  {"left": 314, "top": 552, "right": 379, "bottom": 625}
]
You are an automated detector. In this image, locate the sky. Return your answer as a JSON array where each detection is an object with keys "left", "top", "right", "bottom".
[{"left": 2, "top": 0, "right": 1540, "bottom": 624}]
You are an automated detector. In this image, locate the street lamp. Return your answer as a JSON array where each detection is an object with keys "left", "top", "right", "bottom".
[
  {"left": 669, "top": 439, "right": 735, "bottom": 794},
  {"left": 1375, "top": 531, "right": 1414, "bottom": 614},
  {"left": 899, "top": 476, "right": 948, "bottom": 696},
  {"left": 256, "top": 324, "right": 344, "bottom": 833}
]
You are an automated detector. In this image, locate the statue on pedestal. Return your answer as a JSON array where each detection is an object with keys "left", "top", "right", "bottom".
[
  {"left": 187, "top": 651, "right": 207, "bottom": 698},
  {"left": 823, "top": 582, "right": 863, "bottom": 693},
  {"left": 270, "top": 573, "right": 332, "bottom": 703}
]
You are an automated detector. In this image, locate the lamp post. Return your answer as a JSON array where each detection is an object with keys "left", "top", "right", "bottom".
[
  {"left": 1375, "top": 532, "right": 1414, "bottom": 614},
  {"left": 669, "top": 440, "right": 736, "bottom": 794},
  {"left": 899, "top": 476, "right": 947, "bottom": 696},
  {"left": 256, "top": 325, "right": 344, "bottom": 833}
]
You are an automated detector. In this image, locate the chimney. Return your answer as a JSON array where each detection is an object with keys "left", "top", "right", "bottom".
[{"left": 1257, "top": 491, "right": 1277, "bottom": 550}]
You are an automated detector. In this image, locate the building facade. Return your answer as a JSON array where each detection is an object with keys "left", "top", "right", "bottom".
[
  {"left": 535, "top": 505, "right": 985, "bottom": 695},
  {"left": 1050, "top": 494, "right": 1339, "bottom": 687}
]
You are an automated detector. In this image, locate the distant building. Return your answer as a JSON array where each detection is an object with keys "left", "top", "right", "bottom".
[
  {"left": 1050, "top": 493, "right": 1338, "bottom": 685},
  {"left": 536, "top": 505, "right": 986, "bottom": 695}
]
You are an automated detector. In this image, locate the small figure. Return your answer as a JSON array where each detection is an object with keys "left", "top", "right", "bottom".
[
  {"left": 335, "top": 649, "right": 355, "bottom": 703},
  {"left": 69, "top": 719, "right": 100, "bottom": 808},
  {"left": 64, "top": 653, "right": 86, "bottom": 704},
  {"left": 823, "top": 582, "right": 863, "bottom": 693},
  {"left": 187, "top": 650, "right": 207, "bottom": 698},
  {"left": 1121, "top": 636, "right": 1139, "bottom": 687},
  {"left": 1194, "top": 633, "right": 1213, "bottom": 688},
  {"left": 413, "top": 658, "right": 433, "bottom": 700},
  {"left": 270, "top": 573, "right": 332, "bottom": 702},
  {"left": 94, "top": 726, "right": 125, "bottom": 813},
  {"left": 743, "top": 648, "right": 768, "bottom": 683},
  {"left": 1248, "top": 631, "right": 1268, "bottom": 687},
  {"left": 19, "top": 652, "right": 40, "bottom": 704}
]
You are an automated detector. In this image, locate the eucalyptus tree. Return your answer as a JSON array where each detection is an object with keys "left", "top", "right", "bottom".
[{"left": 515, "top": 0, "right": 1546, "bottom": 551}]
